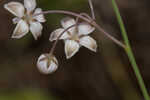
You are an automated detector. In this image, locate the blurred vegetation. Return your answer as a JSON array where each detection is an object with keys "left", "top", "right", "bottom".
[{"left": 0, "top": 88, "right": 57, "bottom": 100}]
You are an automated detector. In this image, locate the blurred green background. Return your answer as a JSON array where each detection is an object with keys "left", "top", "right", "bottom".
[{"left": 0, "top": 0, "right": 150, "bottom": 100}]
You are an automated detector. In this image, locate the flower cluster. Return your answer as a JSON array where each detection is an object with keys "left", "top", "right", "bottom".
[{"left": 4, "top": 0, "right": 97, "bottom": 74}]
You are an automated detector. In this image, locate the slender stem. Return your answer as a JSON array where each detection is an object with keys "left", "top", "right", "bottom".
[
  {"left": 34, "top": 10, "right": 125, "bottom": 48},
  {"left": 49, "top": 24, "right": 77, "bottom": 55},
  {"left": 111, "top": 0, "right": 150, "bottom": 100},
  {"left": 93, "top": 22, "right": 126, "bottom": 48},
  {"left": 88, "top": 0, "right": 96, "bottom": 20},
  {"left": 76, "top": 13, "right": 92, "bottom": 22}
]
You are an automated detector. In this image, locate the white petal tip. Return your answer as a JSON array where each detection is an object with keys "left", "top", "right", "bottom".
[
  {"left": 49, "top": 28, "right": 69, "bottom": 42},
  {"left": 4, "top": 2, "right": 25, "bottom": 17},
  {"left": 11, "top": 35, "right": 19, "bottom": 39},
  {"left": 65, "top": 40, "right": 80, "bottom": 59},
  {"left": 11, "top": 33, "right": 26, "bottom": 39},
  {"left": 4, "top": 3, "right": 10, "bottom": 10},
  {"left": 92, "top": 48, "right": 97, "bottom": 52},
  {"left": 78, "top": 22, "right": 95, "bottom": 35},
  {"left": 89, "top": 47, "right": 97, "bottom": 52},
  {"left": 34, "top": 8, "right": 46, "bottom": 23},
  {"left": 90, "top": 44, "right": 97, "bottom": 52},
  {"left": 30, "top": 22, "right": 43, "bottom": 40},
  {"left": 66, "top": 55, "right": 72, "bottom": 59},
  {"left": 88, "top": 45, "right": 97, "bottom": 52},
  {"left": 4, "top": 4, "right": 7, "bottom": 9},
  {"left": 49, "top": 39, "right": 53, "bottom": 42},
  {"left": 33, "top": 33, "right": 41, "bottom": 40},
  {"left": 42, "top": 19, "right": 46, "bottom": 23},
  {"left": 61, "top": 17, "right": 76, "bottom": 31},
  {"left": 80, "top": 36, "right": 97, "bottom": 52},
  {"left": 12, "top": 20, "right": 29, "bottom": 39},
  {"left": 24, "top": 0, "right": 36, "bottom": 13}
]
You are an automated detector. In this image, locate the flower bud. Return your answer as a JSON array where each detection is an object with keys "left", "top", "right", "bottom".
[{"left": 37, "top": 54, "right": 58, "bottom": 74}]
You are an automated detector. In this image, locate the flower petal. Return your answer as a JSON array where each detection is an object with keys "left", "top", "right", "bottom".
[
  {"left": 49, "top": 28, "right": 70, "bottom": 42},
  {"left": 24, "top": 0, "right": 36, "bottom": 13},
  {"left": 61, "top": 17, "right": 76, "bottom": 34},
  {"left": 65, "top": 40, "right": 80, "bottom": 59},
  {"left": 12, "top": 17, "right": 21, "bottom": 24},
  {"left": 4, "top": 2, "right": 25, "bottom": 17},
  {"left": 12, "top": 20, "right": 29, "bottom": 39},
  {"left": 78, "top": 22, "right": 95, "bottom": 36},
  {"left": 79, "top": 36, "right": 97, "bottom": 52},
  {"left": 33, "top": 8, "right": 46, "bottom": 23},
  {"left": 37, "top": 54, "right": 58, "bottom": 74},
  {"left": 30, "top": 21, "right": 43, "bottom": 40}
]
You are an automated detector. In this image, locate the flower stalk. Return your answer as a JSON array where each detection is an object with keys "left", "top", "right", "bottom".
[
  {"left": 33, "top": 10, "right": 125, "bottom": 48},
  {"left": 88, "top": 0, "right": 96, "bottom": 20},
  {"left": 111, "top": 0, "right": 150, "bottom": 100}
]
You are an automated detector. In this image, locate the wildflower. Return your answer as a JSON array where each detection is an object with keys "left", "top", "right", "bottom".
[
  {"left": 4, "top": 0, "right": 46, "bottom": 40},
  {"left": 37, "top": 53, "right": 58, "bottom": 74},
  {"left": 50, "top": 17, "right": 97, "bottom": 59}
]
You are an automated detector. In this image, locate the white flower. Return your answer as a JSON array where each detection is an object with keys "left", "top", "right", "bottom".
[
  {"left": 50, "top": 17, "right": 97, "bottom": 59},
  {"left": 37, "top": 53, "right": 58, "bottom": 74},
  {"left": 4, "top": 0, "right": 46, "bottom": 40}
]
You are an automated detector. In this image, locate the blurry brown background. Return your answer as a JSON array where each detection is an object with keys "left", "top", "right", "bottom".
[{"left": 0, "top": 0, "right": 150, "bottom": 100}]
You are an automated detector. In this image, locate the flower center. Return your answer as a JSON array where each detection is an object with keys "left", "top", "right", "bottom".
[
  {"left": 71, "top": 34, "right": 80, "bottom": 42},
  {"left": 23, "top": 12, "right": 34, "bottom": 24}
]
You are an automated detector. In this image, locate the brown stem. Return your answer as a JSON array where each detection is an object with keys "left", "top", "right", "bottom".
[
  {"left": 75, "top": 13, "right": 93, "bottom": 25},
  {"left": 77, "top": 13, "right": 92, "bottom": 20},
  {"left": 34, "top": 10, "right": 125, "bottom": 48},
  {"left": 88, "top": 0, "right": 95, "bottom": 20}
]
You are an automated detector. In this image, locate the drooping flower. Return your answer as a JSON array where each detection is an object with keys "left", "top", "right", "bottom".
[
  {"left": 50, "top": 17, "right": 97, "bottom": 59},
  {"left": 4, "top": 0, "right": 46, "bottom": 40},
  {"left": 37, "top": 53, "right": 58, "bottom": 74}
]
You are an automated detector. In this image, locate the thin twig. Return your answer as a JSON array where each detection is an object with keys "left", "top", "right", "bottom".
[
  {"left": 88, "top": 0, "right": 95, "bottom": 20},
  {"left": 33, "top": 10, "right": 125, "bottom": 48},
  {"left": 76, "top": 13, "right": 92, "bottom": 23}
]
